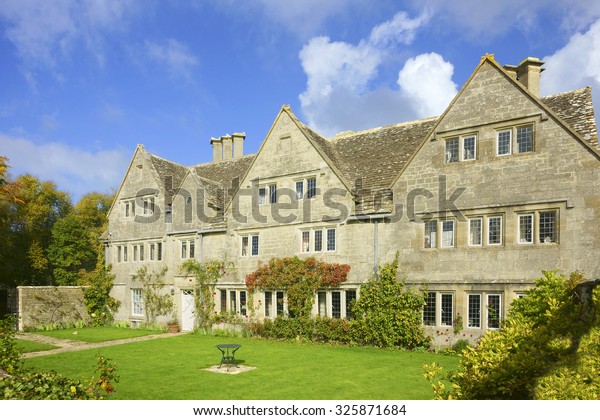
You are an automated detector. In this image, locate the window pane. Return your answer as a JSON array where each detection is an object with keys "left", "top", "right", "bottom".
[
  {"left": 295, "top": 181, "right": 304, "bottom": 200},
  {"left": 326, "top": 228, "right": 336, "bottom": 251},
  {"left": 463, "top": 136, "right": 476, "bottom": 160},
  {"left": 189, "top": 241, "right": 195, "bottom": 259},
  {"left": 241, "top": 236, "right": 248, "bottom": 256},
  {"left": 133, "top": 245, "right": 138, "bottom": 261},
  {"left": 516, "top": 125, "right": 533, "bottom": 153},
  {"left": 150, "top": 243, "right": 155, "bottom": 261},
  {"left": 181, "top": 242, "right": 187, "bottom": 259},
  {"left": 469, "top": 218, "right": 482, "bottom": 246},
  {"left": 314, "top": 230, "right": 323, "bottom": 252},
  {"left": 269, "top": 184, "right": 277, "bottom": 204},
  {"left": 445, "top": 138, "right": 458, "bottom": 163},
  {"left": 264, "top": 291, "right": 272, "bottom": 317},
  {"left": 132, "top": 289, "right": 143, "bottom": 316},
  {"left": 318, "top": 291, "right": 327, "bottom": 317},
  {"left": 140, "top": 244, "right": 144, "bottom": 261},
  {"left": 276, "top": 291, "right": 284, "bottom": 316},
  {"left": 488, "top": 216, "right": 502, "bottom": 245},
  {"left": 539, "top": 211, "right": 557, "bottom": 243},
  {"left": 468, "top": 294, "right": 481, "bottom": 328},
  {"left": 307, "top": 178, "right": 317, "bottom": 199},
  {"left": 441, "top": 294, "right": 453, "bottom": 326},
  {"left": 220, "top": 290, "right": 227, "bottom": 314},
  {"left": 424, "top": 220, "right": 437, "bottom": 248},
  {"left": 117, "top": 246, "right": 122, "bottom": 263},
  {"left": 258, "top": 187, "right": 266, "bottom": 205},
  {"left": 123, "top": 246, "right": 128, "bottom": 262},
  {"left": 301, "top": 231, "right": 310, "bottom": 253},
  {"left": 240, "top": 291, "right": 247, "bottom": 316},
  {"left": 331, "top": 291, "right": 341, "bottom": 319},
  {"left": 519, "top": 214, "right": 533, "bottom": 244},
  {"left": 497, "top": 130, "right": 511, "bottom": 155},
  {"left": 345, "top": 290, "right": 357, "bottom": 320},
  {"left": 230, "top": 291, "right": 237, "bottom": 314},
  {"left": 157, "top": 243, "right": 162, "bottom": 261},
  {"left": 487, "top": 294, "right": 502, "bottom": 329},
  {"left": 441, "top": 220, "right": 454, "bottom": 247},
  {"left": 251, "top": 235, "right": 259, "bottom": 256},
  {"left": 423, "top": 292, "right": 436, "bottom": 326}
]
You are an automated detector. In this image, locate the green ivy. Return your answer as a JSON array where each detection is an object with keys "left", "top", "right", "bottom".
[
  {"left": 179, "top": 259, "right": 227, "bottom": 329},
  {"left": 131, "top": 266, "right": 173, "bottom": 324},
  {"left": 81, "top": 263, "right": 120, "bottom": 326}
]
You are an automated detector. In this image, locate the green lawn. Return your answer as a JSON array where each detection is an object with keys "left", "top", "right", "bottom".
[
  {"left": 24, "top": 334, "right": 458, "bottom": 400},
  {"left": 15, "top": 339, "right": 58, "bottom": 353},
  {"left": 31, "top": 326, "right": 165, "bottom": 343}
]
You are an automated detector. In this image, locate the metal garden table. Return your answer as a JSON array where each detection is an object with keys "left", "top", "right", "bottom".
[{"left": 216, "top": 344, "right": 241, "bottom": 371}]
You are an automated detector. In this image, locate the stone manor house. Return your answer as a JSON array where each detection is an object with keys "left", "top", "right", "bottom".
[{"left": 103, "top": 54, "right": 600, "bottom": 343}]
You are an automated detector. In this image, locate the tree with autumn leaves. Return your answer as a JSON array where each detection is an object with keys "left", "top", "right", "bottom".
[{"left": 0, "top": 156, "right": 113, "bottom": 287}]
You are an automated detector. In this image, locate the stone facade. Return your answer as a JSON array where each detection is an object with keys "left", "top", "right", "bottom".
[{"left": 103, "top": 54, "right": 600, "bottom": 343}]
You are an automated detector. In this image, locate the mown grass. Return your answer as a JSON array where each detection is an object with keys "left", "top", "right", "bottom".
[
  {"left": 15, "top": 339, "right": 58, "bottom": 353},
  {"left": 31, "top": 326, "right": 165, "bottom": 343},
  {"left": 24, "top": 334, "right": 458, "bottom": 400}
]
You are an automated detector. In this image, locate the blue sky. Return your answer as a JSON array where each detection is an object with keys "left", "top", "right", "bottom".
[{"left": 1, "top": 0, "right": 600, "bottom": 202}]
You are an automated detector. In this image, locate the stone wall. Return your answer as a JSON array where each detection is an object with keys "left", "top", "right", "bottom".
[{"left": 17, "top": 286, "right": 89, "bottom": 330}]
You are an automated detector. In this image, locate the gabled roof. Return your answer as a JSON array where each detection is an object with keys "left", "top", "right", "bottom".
[
  {"left": 540, "top": 87, "right": 598, "bottom": 150},
  {"left": 111, "top": 54, "right": 598, "bottom": 223}
]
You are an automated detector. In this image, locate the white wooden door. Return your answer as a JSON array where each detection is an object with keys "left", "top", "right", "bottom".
[{"left": 181, "top": 290, "right": 195, "bottom": 331}]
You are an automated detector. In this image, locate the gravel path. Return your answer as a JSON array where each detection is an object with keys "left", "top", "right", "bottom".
[{"left": 17, "top": 331, "right": 187, "bottom": 358}]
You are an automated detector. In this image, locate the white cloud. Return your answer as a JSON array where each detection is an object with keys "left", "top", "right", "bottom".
[
  {"left": 298, "top": 11, "right": 456, "bottom": 136},
  {"left": 541, "top": 20, "right": 600, "bottom": 95},
  {"left": 0, "top": 0, "right": 137, "bottom": 69},
  {"left": 397, "top": 53, "right": 457, "bottom": 117},
  {"left": 145, "top": 39, "right": 199, "bottom": 82},
  {"left": 0, "top": 133, "right": 130, "bottom": 200}
]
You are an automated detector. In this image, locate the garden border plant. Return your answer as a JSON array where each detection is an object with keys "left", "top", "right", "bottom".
[{"left": 1, "top": 314, "right": 119, "bottom": 400}]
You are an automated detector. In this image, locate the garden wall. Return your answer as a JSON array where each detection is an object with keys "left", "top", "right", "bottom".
[{"left": 17, "top": 286, "right": 89, "bottom": 330}]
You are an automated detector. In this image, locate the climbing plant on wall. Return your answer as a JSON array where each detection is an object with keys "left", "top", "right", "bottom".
[
  {"left": 131, "top": 266, "right": 173, "bottom": 325},
  {"left": 179, "top": 259, "right": 227, "bottom": 328},
  {"left": 245, "top": 256, "right": 351, "bottom": 318}
]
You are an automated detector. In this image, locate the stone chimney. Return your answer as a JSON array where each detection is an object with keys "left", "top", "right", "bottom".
[
  {"left": 210, "top": 137, "right": 223, "bottom": 162},
  {"left": 232, "top": 132, "right": 245, "bottom": 159},
  {"left": 221, "top": 135, "right": 233, "bottom": 161},
  {"left": 503, "top": 57, "right": 545, "bottom": 97}
]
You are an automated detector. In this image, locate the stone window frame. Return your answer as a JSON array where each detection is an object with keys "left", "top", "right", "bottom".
[
  {"left": 423, "top": 219, "right": 454, "bottom": 249},
  {"left": 466, "top": 292, "right": 504, "bottom": 331},
  {"left": 132, "top": 288, "right": 144, "bottom": 317},
  {"left": 300, "top": 227, "right": 336, "bottom": 253},
  {"left": 180, "top": 238, "right": 195, "bottom": 260},
  {"left": 316, "top": 288, "right": 358, "bottom": 320},
  {"left": 495, "top": 121, "right": 536, "bottom": 157},
  {"left": 517, "top": 209, "right": 559, "bottom": 245},
  {"left": 240, "top": 233, "right": 259, "bottom": 257},
  {"left": 445, "top": 133, "right": 478, "bottom": 163},
  {"left": 421, "top": 291, "right": 454, "bottom": 327}
]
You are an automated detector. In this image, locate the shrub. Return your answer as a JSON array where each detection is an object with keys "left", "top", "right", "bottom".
[
  {"left": 1, "top": 314, "right": 119, "bottom": 400},
  {"left": 352, "top": 256, "right": 429, "bottom": 349},
  {"left": 425, "top": 271, "right": 600, "bottom": 399}
]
